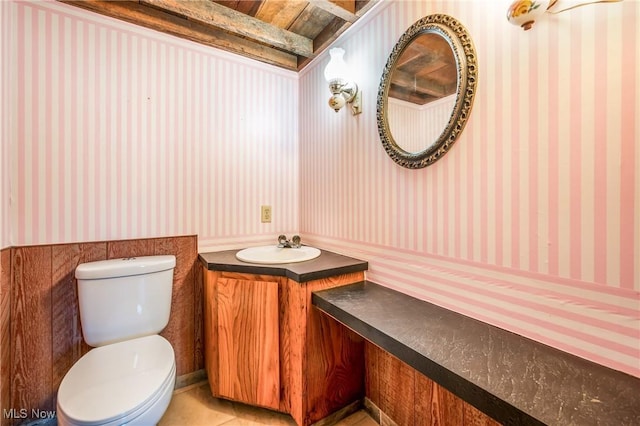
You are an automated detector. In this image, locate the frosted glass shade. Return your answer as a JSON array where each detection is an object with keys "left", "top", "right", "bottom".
[{"left": 324, "top": 48, "right": 350, "bottom": 82}]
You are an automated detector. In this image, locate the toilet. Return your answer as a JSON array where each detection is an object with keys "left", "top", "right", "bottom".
[{"left": 57, "top": 255, "right": 177, "bottom": 426}]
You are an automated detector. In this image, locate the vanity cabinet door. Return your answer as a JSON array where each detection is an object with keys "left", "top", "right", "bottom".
[{"left": 216, "top": 277, "right": 280, "bottom": 410}]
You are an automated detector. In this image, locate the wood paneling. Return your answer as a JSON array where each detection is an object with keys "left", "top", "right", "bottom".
[
  {"left": 11, "top": 246, "right": 54, "bottom": 413},
  {"left": 415, "top": 372, "right": 465, "bottom": 425},
  {"left": 217, "top": 278, "right": 280, "bottom": 409},
  {"left": 51, "top": 243, "right": 107, "bottom": 402},
  {"left": 156, "top": 236, "right": 198, "bottom": 376},
  {"left": 107, "top": 239, "right": 155, "bottom": 259},
  {"left": 1, "top": 236, "right": 200, "bottom": 424},
  {"left": 364, "top": 340, "right": 379, "bottom": 408},
  {"left": 1, "top": 248, "right": 11, "bottom": 426},
  {"left": 462, "top": 402, "right": 503, "bottom": 426},
  {"left": 378, "top": 344, "right": 414, "bottom": 426},
  {"left": 366, "top": 342, "right": 501, "bottom": 426}
]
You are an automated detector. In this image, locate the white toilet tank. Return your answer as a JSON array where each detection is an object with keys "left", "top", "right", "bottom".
[{"left": 75, "top": 255, "right": 176, "bottom": 347}]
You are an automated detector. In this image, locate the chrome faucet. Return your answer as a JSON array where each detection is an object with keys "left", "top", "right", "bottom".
[{"left": 277, "top": 234, "right": 302, "bottom": 248}]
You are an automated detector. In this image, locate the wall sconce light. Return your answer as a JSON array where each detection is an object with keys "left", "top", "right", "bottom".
[
  {"left": 323, "top": 48, "right": 362, "bottom": 115},
  {"left": 507, "top": 0, "right": 622, "bottom": 31}
]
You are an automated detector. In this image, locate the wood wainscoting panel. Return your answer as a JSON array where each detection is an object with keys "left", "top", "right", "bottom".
[
  {"left": 11, "top": 246, "right": 54, "bottom": 414},
  {"left": 415, "top": 371, "right": 463, "bottom": 425},
  {"left": 378, "top": 344, "right": 415, "bottom": 426},
  {"left": 106, "top": 238, "right": 155, "bottom": 258},
  {"left": 217, "top": 277, "right": 280, "bottom": 410},
  {"left": 366, "top": 341, "right": 501, "bottom": 426},
  {"left": 156, "top": 236, "right": 198, "bottom": 376},
  {"left": 52, "top": 242, "right": 107, "bottom": 402},
  {"left": 1, "top": 248, "right": 11, "bottom": 426},
  {"left": 364, "top": 339, "right": 380, "bottom": 407},
  {"left": 462, "top": 400, "right": 502, "bottom": 425}
]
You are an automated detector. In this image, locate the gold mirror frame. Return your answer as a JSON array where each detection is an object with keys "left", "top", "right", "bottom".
[{"left": 377, "top": 14, "right": 478, "bottom": 169}]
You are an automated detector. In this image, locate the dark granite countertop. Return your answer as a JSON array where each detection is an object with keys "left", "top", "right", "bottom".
[
  {"left": 312, "top": 281, "right": 640, "bottom": 426},
  {"left": 198, "top": 248, "right": 367, "bottom": 283}
]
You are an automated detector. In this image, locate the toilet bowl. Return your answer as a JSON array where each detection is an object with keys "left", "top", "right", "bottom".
[{"left": 57, "top": 335, "right": 176, "bottom": 426}]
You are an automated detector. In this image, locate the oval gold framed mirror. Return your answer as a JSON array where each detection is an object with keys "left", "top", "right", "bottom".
[{"left": 377, "top": 14, "right": 478, "bottom": 169}]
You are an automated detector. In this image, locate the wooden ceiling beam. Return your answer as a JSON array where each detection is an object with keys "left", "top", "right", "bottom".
[
  {"left": 354, "top": 0, "right": 379, "bottom": 17},
  {"left": 215, "top": 1, "right": 263, "bottom": 17},
  {"left": 255, "top": 0, "right": 307, "bottom": 29},
  {"left": 389, "top": 86, "right": 435, "bottom": 105},
  {"left": 391, "top": 69, "right": 451, "bottom": 98},
  {"left": 60, "top": 0, "right": 378, "bottom": 71},
  {"left": 312, "top": 0, "right": 357, "bottom": 22},
  {"left": 59, "top": 0, "right": 298, "bottom": 70},
  {"left": 141, "top": 0, "right": 313, "bottom": 57},
  {"left": 297, "top": 15, "right": 351, "bottom": 69}
]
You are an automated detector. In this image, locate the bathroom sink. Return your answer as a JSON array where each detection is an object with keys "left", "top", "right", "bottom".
[{"left": 236, "top": 245, "right": 321, "bottom": 264}]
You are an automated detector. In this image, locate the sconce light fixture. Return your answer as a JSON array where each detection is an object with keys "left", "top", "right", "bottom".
[
  {"left": 323, "top": 47, "right": 362, "bottom": 115},
  {"left": 507, "top": 0, "right": 622, "bottom": 31}
]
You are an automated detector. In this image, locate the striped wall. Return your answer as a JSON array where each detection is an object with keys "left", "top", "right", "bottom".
[
  {"left": 299, "top": 1, "right": 639, "bottom": 377},
  {"left": 388, "top": 95, "right": 456, "bottom": 153},
  {"left": 1, "top": 0, "right": 300, "bottom": 251},
  {"left": 0, "top": 1, "right": 13, "bottom": 250}
]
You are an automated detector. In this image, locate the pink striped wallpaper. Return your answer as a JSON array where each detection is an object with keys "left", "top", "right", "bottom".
[
  {"left": 1, "top": 0, "right": 299, "bottom": 251},
  {"left": 1, "top": 0, "right": 638, "bottom": 379},
  {"left": 299, "top": 1, "right": 639, "bottom": 377},
  {"left": 388, "top": 95, "right": 456, "bottom": 153},
  {"left": 0, "top": 1, "right": 12, "bottom": 249}
]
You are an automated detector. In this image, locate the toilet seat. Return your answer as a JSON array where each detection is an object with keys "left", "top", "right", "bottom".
[{"left": 57, "top": 335, "right": 175, "bottom": 426}]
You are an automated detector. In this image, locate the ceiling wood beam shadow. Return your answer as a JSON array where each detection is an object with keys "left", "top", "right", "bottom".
[{"left": 141, "top": 0, "right": 314, "bottom": 57}]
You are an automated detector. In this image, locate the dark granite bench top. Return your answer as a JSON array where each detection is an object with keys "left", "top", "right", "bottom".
[
  {"left": 312, "top": 281, "right": 640, "bottom": 426},
  {"left": 199, "top": 249, "right": 367, "bottom": 283}
]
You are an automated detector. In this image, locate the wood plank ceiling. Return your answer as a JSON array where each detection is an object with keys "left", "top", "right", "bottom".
[
  {"left": 60, "top": 0, "right": 379, "bottom": 71},
  {"left": 389, "top": 32, "right": 458, "bottom": 105}
]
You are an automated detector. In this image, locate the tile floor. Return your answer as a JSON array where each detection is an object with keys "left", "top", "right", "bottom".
[{"left": 159, "top": 382, "right": 378, "bottom": 426}]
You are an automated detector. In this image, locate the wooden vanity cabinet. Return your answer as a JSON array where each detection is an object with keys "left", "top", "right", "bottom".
[{"left": 203, "top": 269, "right": 365, "bottom": 426}]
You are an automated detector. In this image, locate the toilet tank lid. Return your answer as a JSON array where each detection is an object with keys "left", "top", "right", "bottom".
[{"left": 75, "top": 255, "right": 176, "bottom": 280}]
